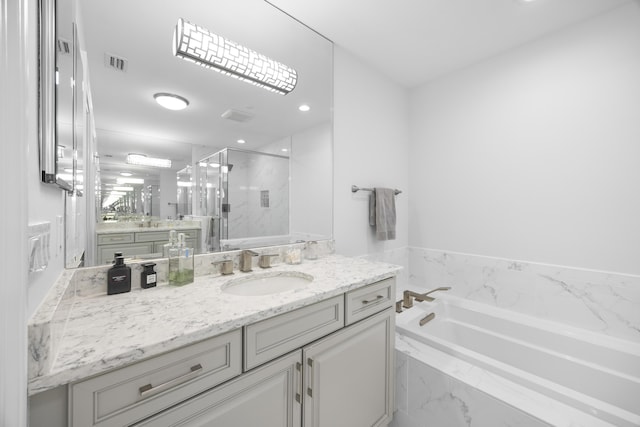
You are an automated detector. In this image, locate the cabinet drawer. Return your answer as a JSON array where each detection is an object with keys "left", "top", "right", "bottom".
[
  {"left": 134, "top": 350, "right": 302, "bottom": 427},
  {"left": 70, "top": 329, "right": 242, "bottom": 427},
  {"left": 245, "top": 295, "right": 344, "bottom": 371},
  {"left": 134, "top": 230, "right": 170, "bottom": 243},
  {"left": 97, "top": 233, "right": 134, "bottom": 245},
  {"left": 345, "top": 277, "right": 395, "bottom": 325}
]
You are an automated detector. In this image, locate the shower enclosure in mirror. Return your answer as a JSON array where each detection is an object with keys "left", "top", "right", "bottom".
[{"left": 196, "top": 148, "right": 290, "bottom": 252}]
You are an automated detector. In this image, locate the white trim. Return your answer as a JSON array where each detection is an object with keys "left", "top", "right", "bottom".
[{"left": 0, "top": 0, "right": 30, "bottom": 424}]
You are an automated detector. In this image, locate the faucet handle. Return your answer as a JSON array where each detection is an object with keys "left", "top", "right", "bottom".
[
  {"left": 212, "top": 259, "right": 234, "bottom": 275},
  {"left": 258, "top": 254, "right": 279, "bottom": 269}
]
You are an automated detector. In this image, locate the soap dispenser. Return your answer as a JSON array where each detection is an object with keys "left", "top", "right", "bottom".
[
  {"left": 163, "top": 230, "right": 178, "bottom": 257},
  {"left": 107, "top": 255, "right": 131, "bottom": 295},
  {"left": 177, "top": 233, "right": 194, "bottom": 286}
]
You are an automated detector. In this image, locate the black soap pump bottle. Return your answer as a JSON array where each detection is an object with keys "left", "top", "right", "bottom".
[{"left": 108, "top": 255, "right": 131, "bottom": 295}]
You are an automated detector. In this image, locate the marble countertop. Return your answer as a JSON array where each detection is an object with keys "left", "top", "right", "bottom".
[{"left": 28, "top": 255, "right": 401, "bottom": 395}]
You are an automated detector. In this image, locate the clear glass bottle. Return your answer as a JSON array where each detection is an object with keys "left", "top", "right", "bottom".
[
  {"left": 167, "top": 232, "right": 181, "bottom": 286},
  {"left": 172, "top": 233, "right": 194, "bottom": 286}
]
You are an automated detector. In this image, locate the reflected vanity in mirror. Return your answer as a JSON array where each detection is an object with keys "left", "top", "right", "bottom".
[{"left": 43, "top": 0, "right": 333, "bottom": 267}]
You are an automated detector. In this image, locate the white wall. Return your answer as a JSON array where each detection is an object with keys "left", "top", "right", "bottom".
[
  {"left": 409, "top": 3, "right": 640, "bottom": 275},
  {"left": 291, "top": 122, "right": 332, "bottom": 239},
  {"left": 333, "top": 47, "right": 410, "bottom": 257}
]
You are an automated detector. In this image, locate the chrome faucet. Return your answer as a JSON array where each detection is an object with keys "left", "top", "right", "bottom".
[
  {"left": 239, "top": 250, "right": 258, "bottom": 273},
  {"left": 402, "top": 286, "right": 451, "bottom": 309}
]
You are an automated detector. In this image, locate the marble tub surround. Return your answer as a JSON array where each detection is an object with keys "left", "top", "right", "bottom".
[
  {"left": 28, "top": 253, "right": 400, "bottom": 395},
  {"left": 408, "top": 248, "right": 640, "bottom": 342},
  {"left": 95, "top": 219, "right": 201, "bottom": 233},
  {"left": 392, "top": 336, "right": 611, "bottom": 427}
]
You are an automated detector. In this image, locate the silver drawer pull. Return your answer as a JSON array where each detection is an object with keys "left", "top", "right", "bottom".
[
  {"left": 362, "top": 295, "right": 384, "bottom": 305},
  {"left": 139, "top": 363, "right": 203, "bottom": 399},
  {"left": 295, "top": 362, "right": 302, "bottom": 403}
]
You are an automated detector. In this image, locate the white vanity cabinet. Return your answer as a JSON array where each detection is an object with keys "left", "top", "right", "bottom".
[
  {"left": 69, "top": 329, "right": 242, "bottom": 427},
  {"left": 42, "top": 276, "right": 395, "bottom": 427},
  {"left": 303, "top": 309, "right": 394, "bottom": 427},
  {"left": 134, "top": 350, "right": 303, "bottom": 427},
  {"left": 136, "top": 309, "right": 394, "bottom": 427},
  {"left": 96, "top": 228, "right": 200, "bottom": 264}
]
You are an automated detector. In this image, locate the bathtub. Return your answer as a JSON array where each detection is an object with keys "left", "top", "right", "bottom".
[{"left": 394, "top": 294, "right": 640, "bottom": 427}]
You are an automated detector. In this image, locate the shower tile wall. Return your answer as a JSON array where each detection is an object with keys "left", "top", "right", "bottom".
[
  {"left": 227, "top": 154, "right": 289, "bottom": 239},
  {"left": 408, "top": 248, "right": 640, "bottom": 342}
]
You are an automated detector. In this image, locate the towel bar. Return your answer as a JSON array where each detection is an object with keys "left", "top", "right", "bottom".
[{"left": 351, "top": 185, "right": 401, "bottom": 195}]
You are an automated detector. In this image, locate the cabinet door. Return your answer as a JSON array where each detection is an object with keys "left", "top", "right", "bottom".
[
  {"left": 134, "top": 350, "right": 302, "bottom": 427},
  {"left": 303, "top": 309, "right": 394, "bottom": 427}
]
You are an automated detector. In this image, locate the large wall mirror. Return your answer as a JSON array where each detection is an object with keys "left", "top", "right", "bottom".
[{"left": 45, "top": 0, "right": 333, "bottom": 266}]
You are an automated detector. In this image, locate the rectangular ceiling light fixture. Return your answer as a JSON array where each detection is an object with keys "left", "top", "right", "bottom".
[
  {"left": 172, "top": 18, "right": 298, "bottom": 95},
  {"left": 126, "top": 153, "right": 172, "bottom": 168}
]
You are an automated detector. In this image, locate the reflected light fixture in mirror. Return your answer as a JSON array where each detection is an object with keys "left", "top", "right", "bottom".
[
  {"left": 126, "top": 153, "right": 172, "bottom": 168},
  {"left": 298, "top": 104, "right": 310, "bottom": 112},
  {"left": 153, "top": 92, "right": 189, "bottom": 110},
  {"left": 173, "top": 18, "right": 298, "bottom": 95},
  {"left": 117, "top": 177, "right": 144, "bottom": 185}
]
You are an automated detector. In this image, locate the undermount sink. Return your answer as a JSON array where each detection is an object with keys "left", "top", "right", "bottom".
[{"left": 221, "top": 272, "right": 314, "bottom": 296}]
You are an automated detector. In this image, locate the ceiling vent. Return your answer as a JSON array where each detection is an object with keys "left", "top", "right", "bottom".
[
  {"left": 57, "top": 38, "right": 71, "bottom": 55},
  {"left": 104, "top": 53, "right": 128, "bottom": 72},
  {"left": 221, "top": 109, "right": 254, "bottom": 123}
]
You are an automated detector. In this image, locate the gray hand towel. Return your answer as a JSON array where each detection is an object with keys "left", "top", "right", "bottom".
[{"left": 370, "top": 188, "right": 396, "bottom": 240}]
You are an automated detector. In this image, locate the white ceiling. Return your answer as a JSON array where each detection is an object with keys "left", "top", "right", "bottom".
[{"left": 267, "top": 0, "right": 632, "bottom": 87}]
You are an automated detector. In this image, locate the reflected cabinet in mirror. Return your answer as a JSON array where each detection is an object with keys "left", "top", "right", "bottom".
[{"left": 47, "top": 0, "right": 333, "bottom": 266}]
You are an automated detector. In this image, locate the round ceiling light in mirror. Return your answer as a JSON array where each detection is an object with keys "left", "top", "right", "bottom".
[
  {"left": 237, "top": 139, "right": 246, "bottom": 144},
  {"left": 298, "top": 104, "right": 310, "bottom": 112},
  {"left": 153, "top": 93, "right": 189, "bottom": 110}
]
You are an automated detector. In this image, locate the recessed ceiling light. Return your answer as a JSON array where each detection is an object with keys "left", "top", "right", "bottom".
[
  {"left": 120, "top": 172, "right": 133, "bottom": 177},
  {"left": 237, "top": 139, "right": 246, "bottom": 144},
  {"left": 153, "top": 93, "right": 189, "bottom": 110},
  {"left": 298, "top": 104, "right": 310, "bottom": 112},
  {"left": 281, "top": 148, "right": 288, "bottom": 152}
]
